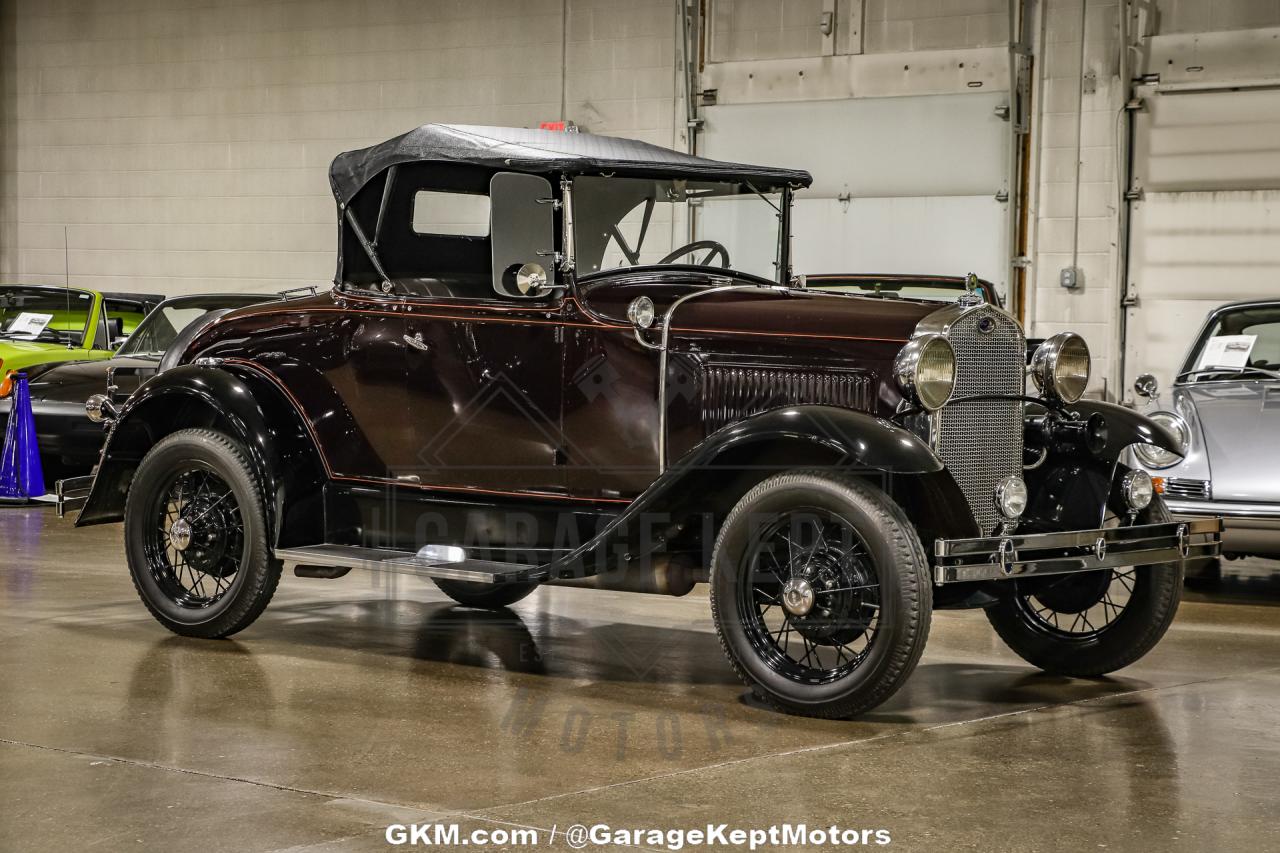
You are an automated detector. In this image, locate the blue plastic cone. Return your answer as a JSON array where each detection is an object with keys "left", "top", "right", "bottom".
[{"left": 0, "top": 374, "right": 47, "bottom": 500}]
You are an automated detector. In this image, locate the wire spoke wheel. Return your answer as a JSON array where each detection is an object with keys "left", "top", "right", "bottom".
[
  {"left": 737, "top": 508, "right": 882, "bottom": 685},
  {"left": 985, "top": 493, "right": 1184, "bottom": 677},
  {"left": 1012, "top": 508, "right": 1133, "bottom": 642},
  {"left": 1015, "top": 567, "right": 1136, "bottom": 641},
  {"left": 142, "top": 464, "right": 246, "bottom": 609}
]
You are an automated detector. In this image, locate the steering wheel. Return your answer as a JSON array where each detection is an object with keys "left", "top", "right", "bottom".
[{"left": 659, "top": 240, "right": 731, "bottom": 269}]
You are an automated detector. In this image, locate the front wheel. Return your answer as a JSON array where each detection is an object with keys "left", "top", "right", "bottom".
[
  {"left": 984, "top": 496, "right": 1183, "bottom": 676},
  {"left": 124, "top": 429, "right": 281, "bottom": 639},
  {"left": 710, "top": 471, "right": 931, "bottom": 719}
]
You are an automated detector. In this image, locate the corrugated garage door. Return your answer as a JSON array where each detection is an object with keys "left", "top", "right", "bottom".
[
  {"left": 1123, "top": 86, "right": 1280, "bottom": 394},
  {"left": 699, "top": 93, "right": 1010, "bottom": 296}
]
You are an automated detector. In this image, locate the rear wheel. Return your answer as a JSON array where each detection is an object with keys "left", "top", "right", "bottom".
[
  {"left": 124, "top": 429, "right": 280, "bottom": 639},
  {"left": 710, "top": 470, "right": 931, "bottom": 719},
  {"left": 985, "top": 496, "right": 1183, "bottom": 676},
  {"left": 432, "top": 578, "right": 539, "bottom": 609}
]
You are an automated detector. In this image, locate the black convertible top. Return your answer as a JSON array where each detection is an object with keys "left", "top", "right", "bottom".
[{"left": 328, "top": 124, "right": 813, "bottom": 204}]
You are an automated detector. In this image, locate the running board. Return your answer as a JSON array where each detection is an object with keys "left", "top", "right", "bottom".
[{"left": 274, "top": 544, "right": 544, "bottom": 584}]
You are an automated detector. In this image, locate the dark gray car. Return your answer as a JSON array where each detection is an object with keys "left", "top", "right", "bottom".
[{"left": 1132, "top": 300, "right": 1280, "bottom": 563}]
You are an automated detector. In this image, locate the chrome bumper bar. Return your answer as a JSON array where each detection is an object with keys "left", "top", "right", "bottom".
[
  {"left": 55, "top": 475, "right": 94, "bottom": 519},
  {"left": 933, "top": 517, "right": 1223, "bottom": 584}
]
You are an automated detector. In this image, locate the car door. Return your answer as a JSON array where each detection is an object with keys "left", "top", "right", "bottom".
[
  {"left": 398, "top": 170, "right": 568, "bottom": 496},
  {"left": 403, "top": 305, "right": 565, "bottom": 495}
]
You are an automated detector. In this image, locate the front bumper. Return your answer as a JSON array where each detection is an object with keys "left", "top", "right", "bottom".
[
  {"left": 1164, "top": 498, "right": 1280, "bottom": 557},
  {"left": 933, "top": 517, "right": 1222, "bottom": 584}
]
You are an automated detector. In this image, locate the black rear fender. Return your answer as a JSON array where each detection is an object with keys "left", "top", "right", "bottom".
[{"left": 76, "top": 365, "right": 325, "bottom": 547}]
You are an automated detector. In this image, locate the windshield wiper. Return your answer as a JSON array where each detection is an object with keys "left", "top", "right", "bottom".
[{"left": 1177, "top": 365, "right": 1280, "bottom": 382}]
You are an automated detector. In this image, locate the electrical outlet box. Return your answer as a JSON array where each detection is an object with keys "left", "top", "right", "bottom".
[{"left": 1060, "top": 266, "right": 1079, "bottom": 289}]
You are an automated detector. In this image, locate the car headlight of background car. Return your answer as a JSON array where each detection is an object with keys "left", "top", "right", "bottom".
[
  {"left": 894, "top": 334, "right": 956, "bottom": 411},
  {"left": 1133, "top": 411, "right": 1189, "bottom": 469},
  {"left": 1030, "top": 332, "right": 1091, "bottom": 404}
]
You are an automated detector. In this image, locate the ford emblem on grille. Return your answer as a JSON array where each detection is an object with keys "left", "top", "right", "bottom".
[{"left": 977, "top": 316, "right": 996, "bottom": 334}]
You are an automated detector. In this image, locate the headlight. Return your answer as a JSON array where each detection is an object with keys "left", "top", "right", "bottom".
[
  {"left": 627, "top": 296, "right": 655, "bottom": 329},
  {"left": 1121, "top": 469, "right": 1153, "bottom": 510},
  {"left": 994, "top": 474, "right": 1028, "bottom": 520},
  {"left": 1133, "top": 412, "right": 1187, "bottom": 469},
  {"left": 1030, "top": 332, "right": 1090, "bottom": 404},
  {"left": 85, "top": 393, "right": 117, "bottom": 424},
  {"left": 894, "top": 333, "right": 955, "bottom": 412}
]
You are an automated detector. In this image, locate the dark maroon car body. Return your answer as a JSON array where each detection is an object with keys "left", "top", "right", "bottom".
[{"left": 73, "top": 125, "right": 1201, "bottom": 607}]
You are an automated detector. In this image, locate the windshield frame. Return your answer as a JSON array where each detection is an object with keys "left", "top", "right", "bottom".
[
  {"left": 0, "top": 284, "right": 97, "bottom": 348},
  {"left": 568, "top": 174, "right": 792, "bottom": 285},
  {"left": 1177, "top": 301, "right": 1280, "bottom": 384}
]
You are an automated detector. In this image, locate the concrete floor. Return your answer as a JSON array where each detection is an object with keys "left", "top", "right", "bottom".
[{"left": 2, "top": 506, "right": 1278, "bottom": 853}]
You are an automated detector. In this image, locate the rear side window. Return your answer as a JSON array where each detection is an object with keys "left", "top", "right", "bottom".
[{"left": 412, "top": 191, "right": 490, "bottom": 236}]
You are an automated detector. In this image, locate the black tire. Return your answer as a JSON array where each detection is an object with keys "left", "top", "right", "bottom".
[
  {"left": 432, "top": 578, "right": 539, "bottom": 609},
  {"left": 709, "top": 470, "right": 932, "bottom": 719},
  {"left": 124, "top": 428, "right": 281, "bottom": 639},
  {"left": 984, "top": 496, "right": 1183, "bottom": 676}
]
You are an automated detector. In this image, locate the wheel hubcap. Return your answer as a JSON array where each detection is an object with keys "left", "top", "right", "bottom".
[
  {"left": 169, "top": 517, "right": 193, "bottom": 552},
  {"left": 144, "top": 466, "right": 245, "bottom": 608},
  {"left": 738, "top": 509, "right": 882, "bottom": 685},
  {"left": 781, "top": 577, "right": 816, "bottom": 616}
]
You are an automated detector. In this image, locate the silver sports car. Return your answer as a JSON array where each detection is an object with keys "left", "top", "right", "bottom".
[{"left": 1132, "top": 299, "right": 1280, "bottom": 566}]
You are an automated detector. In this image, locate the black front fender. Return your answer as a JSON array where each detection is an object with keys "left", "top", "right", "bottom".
[
  {"left": 676, "top": 404, "right": 945, "bottom": 474},
  {"left": 1069, "top": 399, "right": 1182, "bottom": 465},
  {"left": 77, "top": 364, "right": 324, "bottom": 547}
]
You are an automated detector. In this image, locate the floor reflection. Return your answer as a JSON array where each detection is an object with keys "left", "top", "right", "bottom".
[{"left": 1184, "top": 556, "right": 1280, "bottom": 605}]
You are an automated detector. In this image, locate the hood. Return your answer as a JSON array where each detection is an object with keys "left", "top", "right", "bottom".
[
  {"left": 578, "top": 275, "right": 939, "bottom": 341},
  {"left": 669, "top": 287, "right": 938, "bottom": 342},
  {"left": 0, "top": 339, "right": 76, "bottom": 372},
  {"left": 1183, "top": 382, "right": 1280, "bottom": 502},
  {"left": 27, "top": 355, "right": 158, "bottom": 406}
]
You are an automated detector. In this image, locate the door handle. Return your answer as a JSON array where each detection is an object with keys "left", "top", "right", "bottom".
[{"left": 403, "top": 332, "right": 431, "bottom": 353}]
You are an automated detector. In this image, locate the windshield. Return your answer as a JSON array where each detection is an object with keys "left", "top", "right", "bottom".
[
  {"left": 119, "top": 296, "right": 260, "bottom": 356},
  {"left": 572, "top": 176, "right": 784, "bottom": 282},
  {"left": 1183, "top": 305, "right": 1280, "bottom": 380},
  {"left": 0, "top": 286, "right": 94, "bottom": 347}
]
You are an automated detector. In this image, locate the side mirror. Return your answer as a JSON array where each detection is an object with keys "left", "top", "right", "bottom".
[
  {"left": 1134, "top": 373, "right": 1159, "bottom": 399},
  {"left": 490, "top": 172, "right": 558, "bottom": 299}
]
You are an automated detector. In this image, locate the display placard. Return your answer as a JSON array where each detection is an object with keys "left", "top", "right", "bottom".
[
  {"left": 1196, "top": 334, "right": 1256, "bottom": 370},
  {"left": 6, "top": 312, "right": 54, "bottom": 340}
]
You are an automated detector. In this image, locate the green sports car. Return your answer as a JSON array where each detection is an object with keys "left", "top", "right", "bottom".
[{"left": 0, "top": 284, "right": 162, "bottom": 376}]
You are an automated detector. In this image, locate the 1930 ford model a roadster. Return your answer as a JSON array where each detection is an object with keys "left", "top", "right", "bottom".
[{"left": 71, "top": 126, "right": 1221, "bottom": 718}]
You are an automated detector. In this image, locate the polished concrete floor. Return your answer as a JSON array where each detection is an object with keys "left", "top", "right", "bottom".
[{"left": 2, "top": 506, "right": 1279, "bottom": 852}]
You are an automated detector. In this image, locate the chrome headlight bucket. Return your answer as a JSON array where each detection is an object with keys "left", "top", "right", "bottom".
[
  {"left": 1030, "top": 332, "right": 1090, "bottom": 404},
  {"left": 1121, "top": 469, "right": 1154, "bottom": 510},
  {"left": 994, "top": 474, "right": 1028, "bottom": 520},
  {"left": 1133, "top": 411, "right": 1188, "bottom": 469},
  {"left": 85, "top": 393, "right": 117, "bottom": 424},
  {"left": 894, "top": 333, "right": 956, "bottom": 412}
]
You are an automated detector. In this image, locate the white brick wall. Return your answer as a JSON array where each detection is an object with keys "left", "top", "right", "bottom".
[
  {"left": 0, "top": 0, "right": 677, "bottom": 294},
  {"left": 1026, "top": 0, "right": 1125, "bottom": 396}
]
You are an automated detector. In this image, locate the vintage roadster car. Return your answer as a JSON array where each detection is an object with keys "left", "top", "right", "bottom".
[
  {"left": 1131, "top": 299, "right": 1280, "bottom": 566},
  {"left": 71, "top": 125, "right": 1220, "bottom": 718}
]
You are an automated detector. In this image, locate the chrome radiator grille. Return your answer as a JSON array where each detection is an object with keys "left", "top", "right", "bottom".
[
  {"left": 701, "top": 364, "right": 874, "bottom": 436},
  {"left": 935, "top": 306, "right": 1026, "bottom": 535}
]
